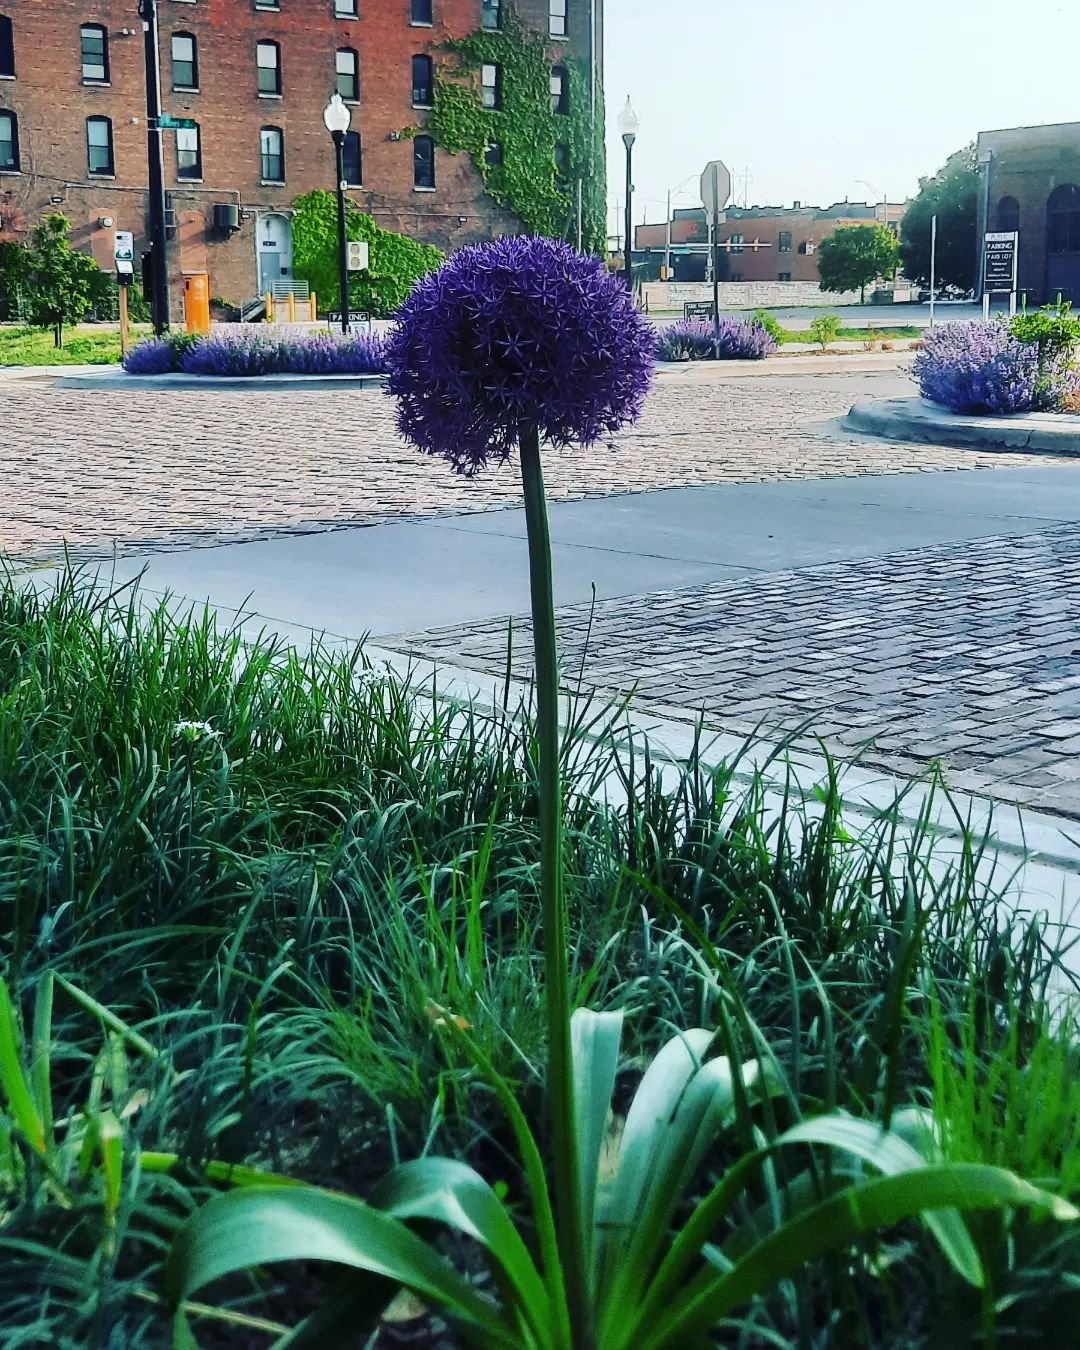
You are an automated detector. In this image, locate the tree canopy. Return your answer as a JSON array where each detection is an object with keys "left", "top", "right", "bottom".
[
  {"left": 18, "top": 214, "right": 101, "bottom": 346},
  {"left": 899, "top": 146, "right": 978, "bottom": 293},
  {"left": 817, "top": 224, "right": 900, "bottom": 304}
]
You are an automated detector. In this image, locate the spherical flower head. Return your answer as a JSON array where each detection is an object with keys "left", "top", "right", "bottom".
[{"left": 384, "top": 236, "right": 655, "bottom": 474}]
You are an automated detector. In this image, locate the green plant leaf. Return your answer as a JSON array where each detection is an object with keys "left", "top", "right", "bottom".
[
  {"left": 570, "top": 1006, "right": 622, "bottom": 1290},
  {"left": 166, "top": 1184, "right": 519, "bottom": 1347},
  {"left": 370, "top": 1156, "right": 549, "bottom": 1341},
  {"left": 0, "top": 976, "right": 46, "bottom": 1157}
]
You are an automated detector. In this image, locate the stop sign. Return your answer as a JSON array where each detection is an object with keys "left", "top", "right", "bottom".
[{"left": 700, "top": 160, "right": 732, "bottom": 216}]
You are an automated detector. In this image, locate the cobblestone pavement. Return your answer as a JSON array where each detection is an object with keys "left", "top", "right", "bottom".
[
  {"left": 2, "top": 366, "right": 1075, "bottom": 563},
  {"left": 393, "top": 523, "right": 1080, "bottom": 818}
]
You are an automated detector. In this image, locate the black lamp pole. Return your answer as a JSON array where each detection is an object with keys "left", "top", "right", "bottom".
[
  {"left": 622, "top": 131, "right": 635, "bottom": 293},
  {"left": 138, "top": 0, "right": 170, "bottom": 333},
  {"left": 332, "top": 130, "right": 350, "bottom": 335}
]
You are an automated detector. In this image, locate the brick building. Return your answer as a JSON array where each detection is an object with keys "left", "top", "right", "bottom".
[
  {"left": 0, "top": 0, "right": 601, "bottom": 316},
  {"left": 976, "top": 121, "right": 1080, "bottom": 305},
  {"left": 634, "top": 200, "right": 906, "bottom": 284}
]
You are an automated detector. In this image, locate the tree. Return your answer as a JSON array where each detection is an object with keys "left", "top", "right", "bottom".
[
  {"left": 20, "top": 214, "right": 101, "bottom": 347},
  {"left": 900, "top": 146, "right": 978, "bottom": 293},
  {"left": 817, "top": 224, "right": 900, "bottom": 304}
]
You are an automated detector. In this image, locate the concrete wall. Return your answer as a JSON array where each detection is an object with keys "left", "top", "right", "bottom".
[{"left": 642, "top": 280, "right": 863, "bottom": 311}]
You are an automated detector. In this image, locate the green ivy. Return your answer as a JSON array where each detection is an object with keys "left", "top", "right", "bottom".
[
  {"left": 429, "top": 6, "right": 606, "bottom": 254},
  {"left": 290, "top": 191, "right": 444, "bottom": 317}
]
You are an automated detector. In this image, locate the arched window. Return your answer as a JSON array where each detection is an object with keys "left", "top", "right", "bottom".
[
  {"left": 997, "top": 195, "right": 1019, "bottom": 234},
  {"left": 256, "top": 40, "right": 281, "bottom": 95},
  {"left": 336, "top": 47, "right": 359, "bottom": 100},
  {"left": 550, "top": 64, "right": 568, "bottom": 114},
  {"left": 0, "top": 15, "right": 14, "bottom": 78},
  {"left": 172, "top": 32, "right": 198, "bottom": 90},
  {"left": 411, "top": 54, "right": 433, "bottom": 106},
  {"left": 0, "top": 108, "right": 18, "bottom": 170},
  {"left": 1047, "top": 184, "right": 1080, "bottom": 254},
  {"left": 86, "top": 116, "right": 114, "bottom": 175},
  {"left": 260, "top": 125, "right": 284, "bottom": 182},
  {"left": 80, "top": 23, "right": 109, "bottom": 82}
]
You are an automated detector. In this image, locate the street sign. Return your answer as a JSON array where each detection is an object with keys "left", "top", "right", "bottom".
[
  {"left": 113, "top": 229, "right": 134, "bottom": 276},
  {"left": 327, "top": 310, "right": 372, "bottom": 327},
  {"left": 984, "top": 231, "right": 1018, "bottom": 293},
  {"left": 346, "top": 240, "right": 369, "bottom": 272},
  {"left": 684, "top": 301, "right": 715, "bottom": 321},
  {"left": 700, "top": 159, "right": 732, "bottom": 217},
  {"left": 156, "top": 115, "right": 197, "bottom": 130}
]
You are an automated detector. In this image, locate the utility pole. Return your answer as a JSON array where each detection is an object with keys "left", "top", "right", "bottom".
[
  {"left": 664, "top": 188, "right": 672, "bottom": 280},
  {"left": 138, "top": 0, "right": 170, "bottom": 333}
]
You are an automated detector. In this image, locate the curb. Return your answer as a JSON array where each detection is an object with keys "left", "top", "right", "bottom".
[
  {"left": 844, "top": 397, "right": 1080, "bottom": 455},
  {"left": 52, "top": 369, "right": 388, "bottom": 392}
]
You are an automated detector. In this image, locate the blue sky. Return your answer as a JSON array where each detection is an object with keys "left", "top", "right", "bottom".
[{"left": 604, "top": 0, "right": 1080, "bottom": 233}]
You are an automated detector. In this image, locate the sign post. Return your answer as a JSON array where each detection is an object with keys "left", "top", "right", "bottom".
[
  {"left": 113, "top": 230, "right": 135, "bottom": 356},
  {"left": 929, "top": 214, "right": 937, "bottom": 328},
  {"left": 983, "top": 231, "right": 1018, "bottom": 319},
  {"left": 700, "top": 158, "right": 731, "bottom": 343}
]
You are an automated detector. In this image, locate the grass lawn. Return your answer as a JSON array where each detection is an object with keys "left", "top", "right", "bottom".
[
  {"left": 779, "top": 324, "right": 921, "bottom": 344},
  {"left": 0, "top": 571, "right": 1076, "bottom": 1346},
  {"left": 0, "top": 324, "right": 151, "bottom": 366}
]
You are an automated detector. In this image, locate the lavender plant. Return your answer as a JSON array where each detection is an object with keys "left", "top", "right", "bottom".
[
  {"left": 656, "top": 316, "right": 777, "bottom": 362},
  {"left": 122, "top": 327, "right": 386, "bottom": 377},
  {"left": 914, "top": 319, "right": 1079, "bottom": 414},
  {"left": 165, "top": 239, "right": 1075, "bottom": 1347}
]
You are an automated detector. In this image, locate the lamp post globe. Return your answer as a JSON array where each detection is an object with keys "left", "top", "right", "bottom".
[
  {"left": 617, "top": 97, "right": 639, "bottom": 293},
  {"left": 323, "top": 94, "right": 353, "bottom": 334}
]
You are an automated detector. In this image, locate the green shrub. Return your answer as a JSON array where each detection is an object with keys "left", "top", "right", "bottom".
[
  {"left": 810, "top": 313, "right": 842, "bottom": 350},
  {"left": 750, "top": 308, "right": 784, "bottom": 344}
]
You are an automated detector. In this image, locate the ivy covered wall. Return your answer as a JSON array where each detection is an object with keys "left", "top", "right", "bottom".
[
  {"left": 428, "top": 7, "right": 606, "bottom": 255},
  {"left": 291, "top": 192, "right": 444, "bottom": 317}
]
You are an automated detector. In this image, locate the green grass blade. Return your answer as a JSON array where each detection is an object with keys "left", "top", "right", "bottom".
[
  {"left": 29, "top": 973, "right": 54, "bottom": 1152},
  {"left": 570, "top": 1007, "right": 623, "bottom": 1290},
  {"left": 0, "top": 977, "right": 46, "bottom": 1156}
]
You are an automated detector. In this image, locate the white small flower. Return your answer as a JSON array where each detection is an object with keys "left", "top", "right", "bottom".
[{"left": 175, "top": 719, "right": 221, "bottom": 743}]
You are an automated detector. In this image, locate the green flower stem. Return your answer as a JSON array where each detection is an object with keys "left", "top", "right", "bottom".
[{"left": 519, "top": 421, "right": 588, "bottom": 1347}]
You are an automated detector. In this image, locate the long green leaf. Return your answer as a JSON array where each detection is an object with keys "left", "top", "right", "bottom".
[
  {"left": 643, "top": 1165, "right": 1078, "bottom": 1348},
  {"left": 0, "top": 976, "right": 45, "bottom": 1156},
  {"left": 570, "top": 1007, "right": 622, "bottom": 1291},
  {"left": 29, "top": 972, "right": 54, "bottom": 1151},
  {"left": 370, "top": 1157, "right": 550, "bottom": 1343},
  {"left": 166, "top": 1185, "right": 519, "bottom": 1348}
]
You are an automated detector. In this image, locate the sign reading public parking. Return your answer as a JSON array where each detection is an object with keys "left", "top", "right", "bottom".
[
  {"left": 700, "top": 160, "right": 732, "bottom": 218},
  {"left": 984, "top": 232, "right": 1018, "bottom": 293},
  {"left": 113, "top": 230, "right": 134, "bottom": 276}
]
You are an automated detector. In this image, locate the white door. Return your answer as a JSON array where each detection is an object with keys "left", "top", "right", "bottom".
[{"left": 257, "top": 213, "right": 293, "bottom": 293}]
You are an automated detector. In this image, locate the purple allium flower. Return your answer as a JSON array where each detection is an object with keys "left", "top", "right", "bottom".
[
  {"left": 383, "top": 236, "right": 655, "bottom": 474},
  {"left": 122, "top": 337, "right": 176, "bottom": 375},
  {"left": 910, "top": 320, "right": 1078, "bottom": 414},
  {"left": 655, "top": 317, "right": 777, "bottom": 362}
]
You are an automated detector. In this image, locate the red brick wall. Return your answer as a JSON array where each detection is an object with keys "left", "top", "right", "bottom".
[{"left": 0, "top": 0, "right": 599, "bottom": 316}]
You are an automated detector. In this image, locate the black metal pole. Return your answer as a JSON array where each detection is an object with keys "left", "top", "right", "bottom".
[
  {"left": 622, "top": 135, "right": 634, "bottom": 293},
  {"left": 139, "top": 0, "right": 169, "bottom": 333},
  {"left": 332, "top": 131, "right": 349, "bottom": 335}
]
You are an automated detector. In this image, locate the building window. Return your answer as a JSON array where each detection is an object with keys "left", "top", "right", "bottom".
[
  {"left": 341, "top": 129, "right": 362, "bottom": 186},
  {"left": 778, "top": 230, "right": 792, "bottom": 253},
  {"left": 728, "top": 233, "right": 744, "bottom": 254},
  {"left": 481, "top": 62, "right": 500, "bottom": 110},
  {"left": 86, "top": 116, "right": 114, "bottom": 175},
  {"left": 176, "top": 124, "right": 201, "bottom": 179},
  {"left": 255, "top": 0, "right": 280, "bottom": 9},
  {"left": 1047, "top": 183, "right": 1080, "bottom": 254},
  {"left": 0, "top": 109, "right": 18, "bottom": 170},
  {"left": 172, "top": 32, "right": 198, "bottom": 89},
  {"left": 481, "top": 0, "right": 501, "bottom": 30},
  {"left": 778, "top": 272, "right": 792, "bottom": 282},
  {"left": 257, "top": 40, "right": 281, "bottom": 95},
  {"left": 336, "top": 47, "right": 359, "bottom": 100},
  {"left": 334, "top": 0, "right": 358, "bottom": 14},
  {"left": 411, "top": 54, "right": 433, "bottom": 106},
  {"left": 0, "top": 15, "right": 14, "bottom": 78},
  {"left": 550, "top": 65, "right": 568, "bottom": 114},
  {"left": 411, "top": 0, "right": 433, "bottom": 22},
  {"left": 484, "top": 141, "right": 502, "bottom": 167},
  {"left": 413, "top": 134, "right": 434, "bottom": 189},
  {"left": 260, "top": 125, "right": 284, "bottom": 181},
  {"left": 80, "top": 24, "right": 109, "bottom": 83},
  {"left": 548, "top": 0, "right": 567, "bottom": 36},
  {"left": 997, "top": 195, "right": 1020, "bottom": 234}
]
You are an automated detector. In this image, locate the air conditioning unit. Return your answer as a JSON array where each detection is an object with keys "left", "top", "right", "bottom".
[{"left": 213, "top": 202, "right": 241, "bottom": 235}]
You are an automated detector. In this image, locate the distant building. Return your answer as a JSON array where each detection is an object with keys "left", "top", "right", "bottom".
[
  {"left": 976, "top": 121, "right": 1080, "bottom": 305},
  {"left": 634, "top": 200, "right": 905, "bottom": 284}
]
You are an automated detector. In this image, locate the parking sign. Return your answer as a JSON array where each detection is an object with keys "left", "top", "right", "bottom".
[{"left": 114, "top": 230, "right": 135, "bottom": 275}]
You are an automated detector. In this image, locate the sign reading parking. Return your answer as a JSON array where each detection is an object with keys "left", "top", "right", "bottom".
[
  {"left": 113, "top": 230, "right": 135, "bottom": 276},
  {"left": 984, "top": 232, "right": 1018, "bottom": 293}
]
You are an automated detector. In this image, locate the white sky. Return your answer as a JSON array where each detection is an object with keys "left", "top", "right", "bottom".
[{"left": 603, "top": 0, "right": 1080, "bottom": 232}]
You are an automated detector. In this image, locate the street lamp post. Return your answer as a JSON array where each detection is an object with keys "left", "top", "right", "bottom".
[
  {"left": 323, "top": 93, "right": 352, "bottom": 336},
  {"left": 617, "top": 97, "right": 639, "bottom": 293},
  {"left": 138, "top": 0, "right": 170, "bottom": 333}
]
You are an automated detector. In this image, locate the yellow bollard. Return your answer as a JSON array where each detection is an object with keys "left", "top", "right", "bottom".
[
  {"left": 265, "top": 292, "right": 273, "bottom": 323},
  {"left": 287, "top": 291, "right": 296, "bottom": 323},
  {"left": 310, "top": 290, "right": 317, "bottom": 322}
]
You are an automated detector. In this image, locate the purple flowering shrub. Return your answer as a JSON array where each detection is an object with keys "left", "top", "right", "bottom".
[
  {"left": 913, "top": 320, "right": 1079, "bottom": 414},
  {"left": 655, "top": 317, "right": 777, "bottom": 362},
  {"left": 384, "top": 236, "right": 655, "bottom": 473},
  {"left": 123, "top": 328, "right": 386, "bottom": 377}
]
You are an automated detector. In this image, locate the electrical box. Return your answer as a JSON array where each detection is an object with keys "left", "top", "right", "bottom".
[{"left": 346, "top": 240, "right": 369, "bottom": 272}]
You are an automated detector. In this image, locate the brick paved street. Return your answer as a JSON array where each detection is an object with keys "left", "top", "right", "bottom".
[
  {"left": 1, "top": 364, "right": 1073, "bottom": 563},
  {"left": 395, "top": 523, "right": 1080, "bottom": 818}
]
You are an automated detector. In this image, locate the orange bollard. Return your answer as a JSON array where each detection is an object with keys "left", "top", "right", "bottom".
[{"left": 183, "top": 272, "right": 211, "bottom": 335}]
